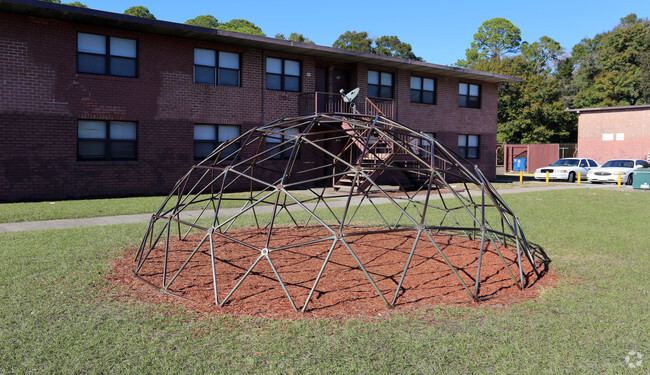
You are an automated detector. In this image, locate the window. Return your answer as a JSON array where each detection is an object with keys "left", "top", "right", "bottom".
[
  {"left": 459, "top": 83, "right": 480, "bottom": 108},
  {"left": 579, "top": 159, "right": 588, "bottom": 167},
  {"left": 266, "top": 57, "right": 300, "bottom": 91},
  {"left": 77, "top": 120, "right": 137, "bottom": 160},
  {"left": 411, "top": 77, "right": 436, "bottom": 104},
  {"left": 588, "top": 160, "right": 598, "bottom": 167},
  {"left": 368, "top": 70, "right": 393, "bottom": 98},
  {"left": 411, "top": 132, "right": 435, "bottom": 158},
  {"left": 266, "top": 127, "right": 299, "bottom": 159},
  {"left": 77, "top": 32, "right": 137, "bottom": 77},
  {"left": 194, "top": 124, "right": 240, "bottom": 160},
  {"left": 458, "top": 134, "right": 479, "bottom": 159},
  {"left": 194, "top": 49, "right": 240, "bottom": 86}
]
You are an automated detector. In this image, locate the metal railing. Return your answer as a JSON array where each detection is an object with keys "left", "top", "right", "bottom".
[{"left": 298, "top": 92, "right": 394, "bottom": 119}]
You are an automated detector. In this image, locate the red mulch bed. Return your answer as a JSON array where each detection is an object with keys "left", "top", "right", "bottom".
[{"left": 109, "top": 226, "right": 553, "bottom": 320}]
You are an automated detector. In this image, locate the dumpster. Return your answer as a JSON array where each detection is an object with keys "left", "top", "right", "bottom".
[
  {"left": 512, "top": 151, "right": 528, "bottom": 172},
  {"left": 632, "top": 169, "right": 650, "bottom": 190},
  {"left": 513, "top": 158, "right": 527, "bottom": 171}
]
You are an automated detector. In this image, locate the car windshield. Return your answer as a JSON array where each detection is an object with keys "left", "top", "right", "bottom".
[
  {"left": 550, "top": 159, "right": 578, "bottom": 167},
  {"left": 602, "top": 160, "right": 634, "bottom": 168}
]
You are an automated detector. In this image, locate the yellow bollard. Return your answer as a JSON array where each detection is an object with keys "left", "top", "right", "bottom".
[
  {"left": 617, "top": 173, "right": 622, "bottom": 188},
  {"left": 577, "top": 172, "right": 581, "bottom": 185},
  {"left": 546, "top": 171, "right": 549, "bottom": 184},
  {"left": 520, "top": 170, "right": 523, "bottom": 183}
]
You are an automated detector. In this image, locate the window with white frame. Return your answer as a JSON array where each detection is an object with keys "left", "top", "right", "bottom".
[
  {"left": 77, "top": 120, "right": 137, "bottom": 160},
  {"left": 411, "top": 77, "right": 436, "bottom": 104},
  {"left": 368, "top": 70, "right": 393, "bottom": 98},
  {"left": 266, "top": 57, "right": 300, "bottom": 92},
  {"left": 459, "top": 83, "right": 481, "bottom": 108},
  {"left": 193, "top": 124, "right": 240, "bottom": 159},
  {"left": 194, "top": 49, "right": 240, "bottom": 86},
  {"left": 458, "top": 134, "right": 480, "bottom": 159},
  {"left": 77, "top": 32, "right": 137, "bottom": 77},
  {"left": 265, "top": 127, "right": 300, "bottom": 159}
]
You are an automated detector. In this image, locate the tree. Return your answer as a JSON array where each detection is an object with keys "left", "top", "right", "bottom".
[
  {"left": 124, "top": 6, "right": 155, "bottom": 19},
  {"left": 332, "top": 31, "right": 373, "bottom": 53},
  {"left": 374, "top": 35, "right": 421, "bottom": 60},
  {"left": 332, "top": 31, "right": 421, "bottom": 60},
  {"left": 275, "top": 33, "right": 315, "bottom": 44},
  {"left": 457, "top": 18, "right": 521, "bottom": 67},
  {"left": 39, "top": 0, "right": 88, "bottom": 7},
  {"left": 217, "top": 19, "right": 265, "bottom": 36},
  {"left": 520, "top": 36, "right": 563, "bottom": 74},
  {"left": 65, "top": 1, "right": 88, "bottom": 7},
  {"left": 185, "top": 15, "right": 218, "bottom": 29},
  {"left": 497, "top": 54, "right": 576, "bottom": 144},
  {"left": 571, "top": 14, "right": 650, "bottom": 108}
]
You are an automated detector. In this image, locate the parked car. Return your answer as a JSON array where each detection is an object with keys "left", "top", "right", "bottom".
[
  {"left": 587, "top": 159, "right": 650, "bottom": 185},
  {"left": 533, "top": 158, "right": 599, "bottom": 183}
]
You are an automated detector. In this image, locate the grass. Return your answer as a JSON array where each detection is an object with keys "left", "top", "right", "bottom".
[
  {"left": 0, "top": 191, "right": 310, "bottom": 224},
  {"left": 0, "top": 189, "right": 648, "bottom": 373}
]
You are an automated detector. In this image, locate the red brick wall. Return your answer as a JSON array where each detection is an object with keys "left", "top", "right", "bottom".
[
  {"left": 394, "top": 70, "right": 499, "bottom": 180},
  {"left": 0, "top": 11, "right": 501, "bottom": 201},
  {"left": 577, "top": 108, "right": 650, "bottom": 163}
]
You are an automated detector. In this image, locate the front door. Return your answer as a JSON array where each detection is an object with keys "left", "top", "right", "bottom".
[{"left": 332, "top": 69, "right": 350, "bottom": 94}]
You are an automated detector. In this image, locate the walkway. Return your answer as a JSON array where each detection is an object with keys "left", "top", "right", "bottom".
[{"left": 0, "top": 183, "right": 623, "bottom": 233}]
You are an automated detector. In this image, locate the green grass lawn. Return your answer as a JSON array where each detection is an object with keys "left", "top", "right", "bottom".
[
  {"left": 0, "top": 189, "right": 648, "bottom": 373},
  {"left": 0, "top": 191, "right": 311, "bottom": 224}
]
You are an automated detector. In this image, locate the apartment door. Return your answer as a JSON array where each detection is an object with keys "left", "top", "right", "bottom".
[{"left": 332, "top": 69, "right": 350, "bottom": 94}]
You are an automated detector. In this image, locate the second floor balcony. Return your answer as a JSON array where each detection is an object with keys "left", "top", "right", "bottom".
[{"left": 298, "top": 92, "right": 394, "bottom": 119}]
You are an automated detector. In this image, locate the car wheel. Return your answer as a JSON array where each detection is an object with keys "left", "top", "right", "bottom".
[
  {"left": 568, "top": 172, "right": 576, "bottom": 183},
  {"left": 626, "top": 174, "right": 633, "bottom": 186}
]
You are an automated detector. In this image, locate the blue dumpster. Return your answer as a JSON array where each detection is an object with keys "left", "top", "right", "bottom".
[{"left": 513, "top": 157, "right": 527, "bottom": 172}]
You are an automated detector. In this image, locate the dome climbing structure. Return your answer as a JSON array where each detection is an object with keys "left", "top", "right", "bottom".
[{"left": 134, "top": 113, "right": 548, "bottom": 313}]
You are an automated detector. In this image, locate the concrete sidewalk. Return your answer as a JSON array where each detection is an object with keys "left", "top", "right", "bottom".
[{"left": 0, "top": 183, "right": 622, "bottom": 233}]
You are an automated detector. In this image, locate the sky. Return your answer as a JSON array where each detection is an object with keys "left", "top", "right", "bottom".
[{"left": 79, "top": 0, "right": 650, "bottom": 66}]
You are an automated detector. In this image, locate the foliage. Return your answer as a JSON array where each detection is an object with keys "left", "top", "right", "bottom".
[
  {"left": 184, "top": 15, "right": 218, "bottom": 29},
  {"left": 217, "top": 19, "right": 265, "bottom": 36},
  {"left": 570, "top": 14, "right": 650, "bottom": 108},
  {"left": 275, "top": 33, "right": 315, "bottom": 45},
  {"left": 333, "top": 31, "right": 421, "bottom": 60},
  {"left": 496, "top": 54, "right": 576, "bottom": 144},
  {"left": 458, "top": 18, "right": 521, "bottom": 66},
  {"left": 123, "top": 5, "right": 156, "bottom": 19},
  {"left": 65, "top": 1, "right": 87, "bottom": 7},
  {"left": 39, "top": 0, "right": 61, "bottom": 3},
  {"left": 332, "top": 31, "right": 374, "bottom": 53},
  {"left": 374, "top": 35, "right": 421, "bottom": 60},
  {"left": 457, "top": 18, "right": 576, "bottom": 144}
]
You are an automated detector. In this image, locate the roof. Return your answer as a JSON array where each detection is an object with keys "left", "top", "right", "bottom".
[
  {"left": 565, "top": 104, "right": 650, "bottom": 113},
  {"left": 0, "top": 0, "right": 521, "bottom": 84}
]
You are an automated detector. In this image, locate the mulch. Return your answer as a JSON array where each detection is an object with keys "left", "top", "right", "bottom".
[{"left": 109, "top": 226, "right": 553, "bottom": 320}]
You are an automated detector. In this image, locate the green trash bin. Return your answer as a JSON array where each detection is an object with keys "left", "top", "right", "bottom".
[{"left": 632, "top": 169, "right": 650, "bottom": 190}]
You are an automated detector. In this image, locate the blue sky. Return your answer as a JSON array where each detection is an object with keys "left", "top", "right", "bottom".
[{"left": 80, "top": 0, "right": 650, "bottom": 66}]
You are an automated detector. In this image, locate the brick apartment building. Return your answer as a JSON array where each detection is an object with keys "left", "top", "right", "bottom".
[
  {"left": 567, "top": 105, "right": 650, "bottom": 163},
  {"left": 0, "top": 0, "right": 519, "bottom": 202}
]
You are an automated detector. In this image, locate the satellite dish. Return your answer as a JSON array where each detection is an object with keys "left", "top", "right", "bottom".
[{"left": 341, "top": 87, "right": 360, "bottom": 103}]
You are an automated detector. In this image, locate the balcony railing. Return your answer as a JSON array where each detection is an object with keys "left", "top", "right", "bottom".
[{"left": 298, "top": 92, "right": 394, "bottom": 119}]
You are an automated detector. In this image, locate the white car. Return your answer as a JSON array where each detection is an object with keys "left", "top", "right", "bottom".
[
  {"left": 534, "top": 158, "right": 599, "bottom": 183},
  {"left": 587, "top": 159, "right": 650, "bottom": 185}
]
